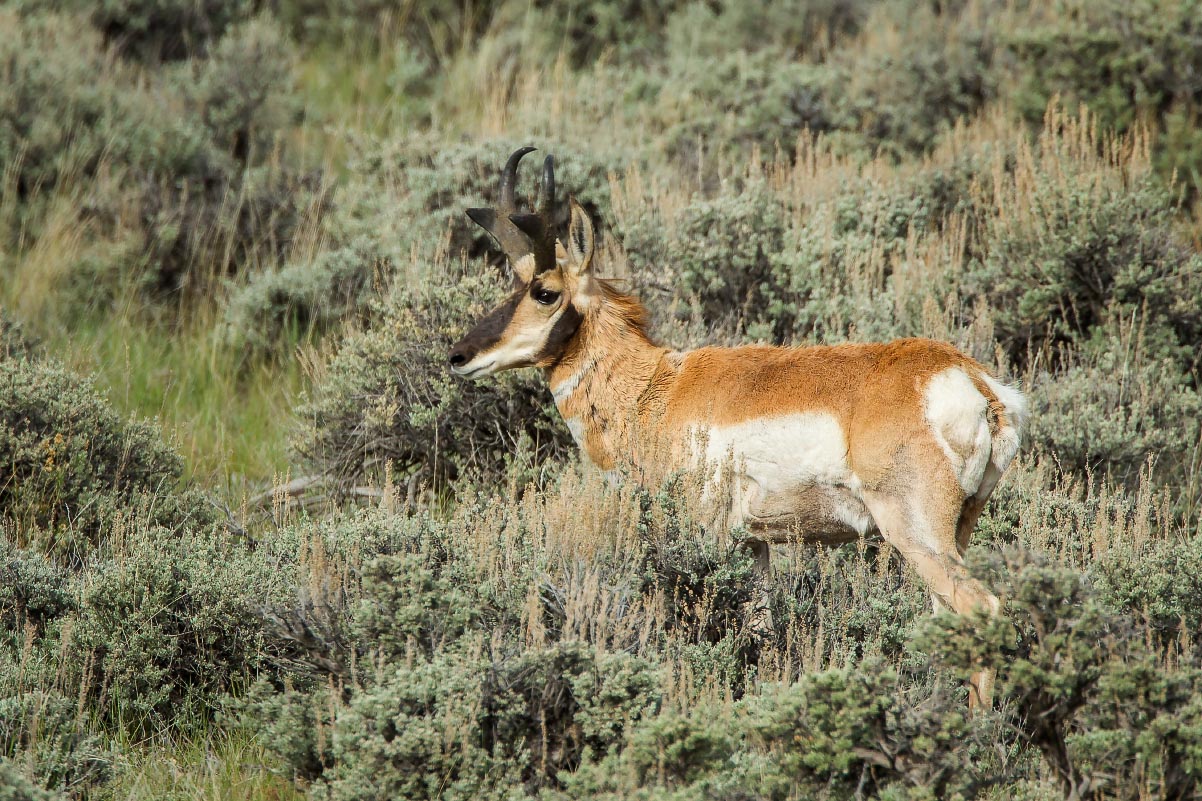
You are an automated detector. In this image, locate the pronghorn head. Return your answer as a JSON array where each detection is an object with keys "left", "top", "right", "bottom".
[{"left": 448, "top": 147, "right": 598, "bottom": 379}]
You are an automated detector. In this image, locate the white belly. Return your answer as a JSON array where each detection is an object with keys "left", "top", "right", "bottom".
[{"left": 697, "top": 412, "right": 875, "bottom": 541}]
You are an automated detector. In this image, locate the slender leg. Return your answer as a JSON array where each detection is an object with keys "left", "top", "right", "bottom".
[
  {"left": 743, "top": 537, "right": 771, "bottom": 574},
  {"left": 956, "top": 461, "right": 1001, "bottom": 556},
  {"left": 861, "top": 487, "right": 1000, "bottom": 710},
  {"left": 741, "top": 537, "right": 774, "bottom": 634}
]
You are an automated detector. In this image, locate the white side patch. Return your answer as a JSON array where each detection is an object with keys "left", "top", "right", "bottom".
[
  {"left": 702, "top": 411, "right": 855, "bottom": 492},
  {"left": 696, "top": 412, "right": 874, "bottom": 536},
  {"left": 923, "top": 368, "right": 991, "bottom": 494},
  {"left": 979, "top": 372, "right": 1028, "bottom": 473}
]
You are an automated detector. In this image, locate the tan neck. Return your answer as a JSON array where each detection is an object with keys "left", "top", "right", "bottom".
[{"left": 546, "top": 293, "right": 667, "bottom": 470}]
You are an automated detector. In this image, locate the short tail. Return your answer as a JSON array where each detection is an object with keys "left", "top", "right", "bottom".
[{"left": 979, "top": 373, "right": 1028, "bottom": 474}]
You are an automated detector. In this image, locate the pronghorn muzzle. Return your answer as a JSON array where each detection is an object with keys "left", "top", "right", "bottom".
[{"left": 448, "top": 290, "right": 523, "bottom": 377}]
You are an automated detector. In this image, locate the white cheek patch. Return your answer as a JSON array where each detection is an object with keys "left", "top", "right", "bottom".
[
  {"left": 475, "top": 308, "right": 564, "bottom": 371},
  {"left": 923, "top": 367, "right": 991, "bottom": 494}
]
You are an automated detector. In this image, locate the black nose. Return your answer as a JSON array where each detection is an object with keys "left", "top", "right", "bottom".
[{"left": 449, "top": 350, "right": 467, "bottom": 367}]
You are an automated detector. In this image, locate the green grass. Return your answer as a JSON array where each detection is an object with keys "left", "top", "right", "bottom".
[
  {"left": 96, "top": 729, "right": 304, "bottom": 801},
  {"left": 1, "top": 299, "right": 308, "bottom": 491},
  {"left": 50, "top": 316, "right": 306, "bottom": 490}
]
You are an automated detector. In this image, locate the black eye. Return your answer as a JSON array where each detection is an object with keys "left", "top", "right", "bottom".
[{"left": 532, "top": 287, "right": 560, "bottom": 306}]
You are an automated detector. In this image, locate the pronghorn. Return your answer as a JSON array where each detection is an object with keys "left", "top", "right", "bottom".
[{"left": 448, "top": 148, "right": 1028, "bottom": 706}]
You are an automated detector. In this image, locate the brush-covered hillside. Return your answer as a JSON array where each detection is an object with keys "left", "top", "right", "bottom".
[{"left": 2, "top": 1, "right": 1202, "bottom": 799}]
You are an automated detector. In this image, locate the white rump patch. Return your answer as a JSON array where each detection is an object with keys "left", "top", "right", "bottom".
[{"left": 923, "top": 368, "right": 991, "bottom": 494}]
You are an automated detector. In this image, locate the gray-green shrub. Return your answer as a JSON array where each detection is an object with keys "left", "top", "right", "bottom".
[
  {"left": 0, "top": 358, "right": 216, "bottom": 561},
  {"left": 1027, "top": 340, "right": 1202, "bottom": 491},
  {"left": 0, "top": 760, "right": 61, "bottom": 801},
  {"left": 1004, "top": 0, "right": 1202, "bottom": 196},
  {"left": 184, "top": 15, "right": 299, "bottom": 165},
  {"left": 0, "top": 538, "right": 73, "bottom": 632},
  {"left": 223, "top": 243, "right": 384, "bottom": 360},
  {"left": 67, "top": 526, "right": 288, "bottom": 733},
  {"left": 967, "top": 171, "right": 1202, "bottom": 370}
]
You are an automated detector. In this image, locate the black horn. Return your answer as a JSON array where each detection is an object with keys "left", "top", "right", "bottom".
[
  {"left": 466, "top": 146, "right": 558, "bottom": 278},
  {"left": 537, "top": 155, "right": 555, "bottom": 216},
  {"left": 500, "top": 146, "right": 536, "bottom": 210}
]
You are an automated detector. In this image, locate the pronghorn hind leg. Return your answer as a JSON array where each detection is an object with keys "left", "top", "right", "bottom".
[
  {"left": 860, "top": 487, "right": 1000, "bottom": 710},
  {"left": 955, "top": 495, "right": 989, "bottom": 557},
  {"left": 955, "top": 461, "right": 1003, "bottom": 556},
  {"left": 742, "top": 537, "right": 772, "bottom": 574}
]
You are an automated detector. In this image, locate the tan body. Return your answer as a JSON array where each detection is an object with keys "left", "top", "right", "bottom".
[
  {"left": 449, "top": 150, "right": 1027, "bottom": 706},
  {"left": 550, "top": 293, "right": 1022, "bottom": 557}
]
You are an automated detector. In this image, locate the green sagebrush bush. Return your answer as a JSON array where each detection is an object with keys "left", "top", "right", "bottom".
[
  {"left": 89, "top": 0, "right": 253, "bottom": 62},
  {"left": 131, "top": 15, "right": 317, "bottom": 301},
  {"left": 184, "top": 15, "right": 299, "bottom": 166},
  {"left": 0, "top": 525, "right": 285, "bottom": 788},
  {"left": 1027, "top": 335, "right": 1202, "bottom": 492},
  {"left": 968, "top": 170, "right": 1202, "bottom": 371},
  {"left": 823, "top": 2, "right": 996, "bottom": 159},
  {"left": 623, "top": 171, "right": 962, "bottom": 344},
  {"left": 0, "top": 541, "right": 106, "bottom": 797},
  {"left": 0, "top": 12, "right": 211, "bottom": 203},
  {"left": 921, "top": 546, "right": 1202, "bottom": 801},
  {"left": 0, "top": 358, "right": 217, "bottom": 561},
  {"left": 324, "top": 644, "right": 657, "bottom": 800},
  {"left": 1004, "top": 0, "right": 1202, "bottom": 195},
  {"left": 66, "top": 527, "right": 283, "bottom": 733},
  {"left": 1093, "top": 534, "right": 1202, "bottom": 650},
  {"left": 0, "top": 760, "right": 61, "bottom": 801},
  {"left": 557, "top": 664, "right": 1006, "bottom": 800},
  {"left": 238, "top": 505, "right": 661, "bottom": 795},
  {"left": 293, "top": 273, "right": 573, "bottom": 488},
  {"left": 652, "top": 2, "right": 993, "bottom": 166},
  {"left": 0, "top": 11, "right": 319, "bottom": 315},
  {"left": 223, "top": 243, "right": 384, "bottom": 360},
  {"left": 0, "top": 539, "right": 73, "bottom": 632},
  {"left": 0, "top": 688, "right": 112, "bottom": 797},
  {"left": 654, "top": 46, "right": 830, "bottom": 167},
  {"left": 239, "top": 486, "right": 946, "bottom": 798}
]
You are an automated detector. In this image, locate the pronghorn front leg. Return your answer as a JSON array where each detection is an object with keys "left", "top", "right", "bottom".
[{"left": 742, "top": 537, "right": 772, "bottom": 574}]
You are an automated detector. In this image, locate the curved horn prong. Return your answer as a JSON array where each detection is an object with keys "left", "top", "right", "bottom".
[{"left": 500, "top": 146, "right": 536, "bottom": 210}]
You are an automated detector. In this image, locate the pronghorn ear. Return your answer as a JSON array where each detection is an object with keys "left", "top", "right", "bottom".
[{"left": 564, "top": 197, "right": 595, "bottom": 279}]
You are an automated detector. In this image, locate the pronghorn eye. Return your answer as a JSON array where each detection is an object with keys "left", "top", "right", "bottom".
[{"left": 532, "top": 287, "right": 560, "bottom": 306}]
